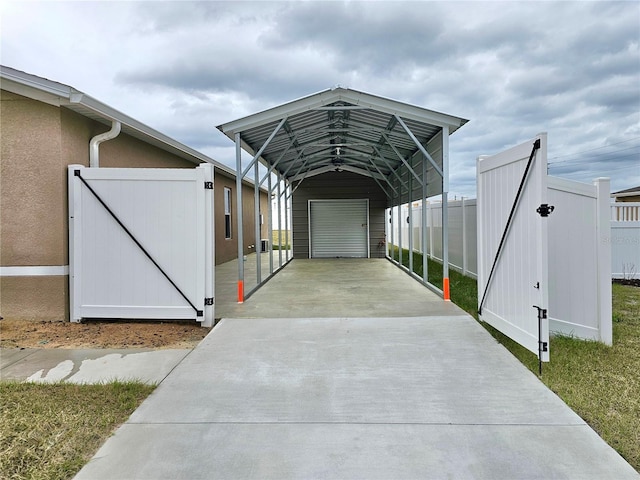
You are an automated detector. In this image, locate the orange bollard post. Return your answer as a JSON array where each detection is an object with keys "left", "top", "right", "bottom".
[
  {"left": 443, "top": 277, "right": 450, "bottom": 301},
  {"left": 237, "top": 280, "right": 244, "bottom": 304}
]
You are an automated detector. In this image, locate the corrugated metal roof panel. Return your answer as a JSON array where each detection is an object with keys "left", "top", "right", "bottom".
[{"left": 218, "top": 88, "right": 468, "bottom": 200}]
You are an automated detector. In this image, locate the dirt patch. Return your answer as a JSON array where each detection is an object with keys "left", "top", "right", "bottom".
[
  {"left": 0, "top": 319, "right": 211, "bottom": 350},
  {"left": 613, "top": 278, "right": 640, "bottom": 288}
]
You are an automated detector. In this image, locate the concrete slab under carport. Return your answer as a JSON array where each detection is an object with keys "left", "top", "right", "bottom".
[
  {"left": 215, "top": 257, "right": 461, "bottom": 319},
  {"left": 75, "top": 316, "right": 638, "bottom": 479}
]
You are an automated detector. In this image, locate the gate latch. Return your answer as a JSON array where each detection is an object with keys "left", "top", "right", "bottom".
[
  {"left": 533, "top": 305, "right": 549, "bottom": 375},
  {"left": 536, "top": 204, "right": 554, "bottom": 217}
]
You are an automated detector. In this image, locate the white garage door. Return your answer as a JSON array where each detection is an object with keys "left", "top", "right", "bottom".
[{"left": 309, "top": 199, "right": 369, "bottom": 258}]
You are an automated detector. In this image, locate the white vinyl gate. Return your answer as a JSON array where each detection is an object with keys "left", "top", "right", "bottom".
[
  {"left": 68, "top": 164, "right": 214, "bottom": 327},
  {"left": 477, "top": 134, "right": 550, "bottom": 363},
  {"left": 309, "top": 199, "right": 369, "bottom": 258}
]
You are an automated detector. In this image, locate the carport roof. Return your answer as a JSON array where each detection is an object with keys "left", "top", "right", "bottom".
[{"left": 217, "top": 87, "right": 468, "bottom": 185}]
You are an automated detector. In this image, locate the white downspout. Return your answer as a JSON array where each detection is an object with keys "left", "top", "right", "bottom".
[{"left": 89, "top": 120, "right": 121, "bottom": 167}]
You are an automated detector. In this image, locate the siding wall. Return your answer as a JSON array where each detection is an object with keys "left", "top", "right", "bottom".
[{"left": 292, "top": 172, "right": 387, "bottom": 258}]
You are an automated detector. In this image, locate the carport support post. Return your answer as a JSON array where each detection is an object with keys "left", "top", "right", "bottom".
[
  {"left": 284, "top": 182, "right": 291, "bottom": 262},
  {"left": 408, "top": 159, "right": 414, "bottom": 274},
  {"left": 235, "top": 132, "right": 244, "bottom": 303},
  {"left": 442, "top": 126, "right": 450, "bottom": 301},
  {"left": 255, "top": 160, "right": 261, "bottom": 285},
  {"left": 268, "top": 172, "right": 273, "bottom": 275},
  {"left": 422, "top": 153, "right": 428, "bottom": 284},
  {"left": 397, "top": 190, "right": 402, "bottom": 265},
  {"left": 389, "top": 197, "right": 395, "bottom": 260},
  {"left": 277, "top": 174, "right": 283, "bottom": 267}
]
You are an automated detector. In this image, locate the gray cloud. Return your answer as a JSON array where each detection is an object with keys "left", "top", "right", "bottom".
[{"left": 1, "top": 0, "right": 638, "bottom": 198}]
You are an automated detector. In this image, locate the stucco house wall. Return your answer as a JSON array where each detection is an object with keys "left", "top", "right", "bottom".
[
  {"left": 1, "top": 87, "right": 266, "bottom": 321},
  {"left": 214, "top": 170, "right": 269, "bottom": 265}
]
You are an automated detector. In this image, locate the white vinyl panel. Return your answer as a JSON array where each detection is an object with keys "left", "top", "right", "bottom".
[
  {"left": 430, "top": 203, "right": 443, "bottom": 261},
  {"left": 478, "top": 135, "right": 547, "bottom": 359},
  {"left": 611, "top": 222, "right": 640, "bottom": 278},
  {"left": 465, "top": 201, "right": 478, "bottom": 277},
  {"left": 448, "top": 203, "right": 464, "bottom": 270},
  {"left": 171, "top": 180, "right": 193, "bottom": 303},
  {"left": 80, "top": 182, "right": 95, "bottom": 305},
  {"left": 119, "top": 179, "right": 139, "bottom": 306},
  {"left": 548, "top": 181, "right": 599, "bottom": 338}
]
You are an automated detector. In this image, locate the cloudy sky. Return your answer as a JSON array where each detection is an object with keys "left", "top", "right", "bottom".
[{"left": 1, "top": 1, "right": 639, "bottom": 198}]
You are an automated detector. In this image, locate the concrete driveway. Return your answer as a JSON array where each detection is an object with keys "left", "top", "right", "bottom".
[
  {"left": 215, "top": 258, "right": 461, "bottom": 318},
  {"left": 75, "top": 259, "right": 638, "bottom": 479}
]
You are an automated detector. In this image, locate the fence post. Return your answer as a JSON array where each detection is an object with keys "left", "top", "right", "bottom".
[
  {"left": 595, "top": 178, "right": 612, "bottom": 345},
  {"left": 462, "top": 197, "right": 468, "bottom": 277},
  {"left": 430, "top": 203, "right": 435, "bottom": 259}
]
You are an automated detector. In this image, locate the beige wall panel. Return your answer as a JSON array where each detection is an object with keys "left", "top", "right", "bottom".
[
  {"left": 213, "top": 170, "right": 269, "bottom": 265},
  {"left": 241, "top": 180, "right": 268, "bottom": 256},
  {"left": 60, "top": 108, "right": 92, "bottom": 167},
  {"left": 0, "top": 275, "right": 68, "bottom": 321},
  {"left": 99, "top": 133, "right": 197, "bottom": 169},
  {"left": 214, "top": 172, "right": 238, "bottom": 265},
  {"left": 59, "top": 109, "right": 94, "bottom": 264},
  {"left": 1, "top": 92, "right": 66, "bottom": 266}
]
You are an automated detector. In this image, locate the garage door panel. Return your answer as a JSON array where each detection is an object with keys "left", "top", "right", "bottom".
[{"left": 310, "top": 200, "right": 369, "bottom": 258}]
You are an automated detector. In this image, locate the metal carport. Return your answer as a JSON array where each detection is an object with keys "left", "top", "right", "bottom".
[{"left": 217, "top": 87, "right": 468, "bottom": 302}]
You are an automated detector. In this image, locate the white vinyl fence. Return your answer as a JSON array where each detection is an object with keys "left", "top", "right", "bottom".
[
  {"left": 610, "top": 202, "right": 640, "bottom": 279},
  {"left": 546, "top": 176, "right": 611, "bottom": 343},
  {"left": 396, "top": 197, "right": 638, "bottom": 284},
  {"left": 394, "top": 198, "right": 478, "bottom": 278}
]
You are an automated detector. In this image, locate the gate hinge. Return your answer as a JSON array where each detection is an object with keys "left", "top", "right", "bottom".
[
  {"left": 536, "top": 204, "right": 554, "bottom": 217},
  {"left": 539, "top": 341, "right": 548, "bottom": 352},
  {"left": 533, "top": 307, "right": 547, "bottom": 319},
  {"left": 204, "top": 181, "right": 213, "bottom": 190},
  {"left": 204, "top": 297, "right": 214, "bottom": 306}
]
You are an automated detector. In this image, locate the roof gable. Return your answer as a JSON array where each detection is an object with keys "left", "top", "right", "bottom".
[{"left": 217, "top": 87, "right": 468, "bottom": 195}]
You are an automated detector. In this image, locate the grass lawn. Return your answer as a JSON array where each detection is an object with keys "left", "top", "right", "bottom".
[
  {"left": 0, "top": 382, "right": 154, "bottom": 480},
  {"left": 393, "top": 246, "right": 640, "bottom": 472},
  {"left": 271, "top": 229, "right": 291, "bottom": 250}
]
